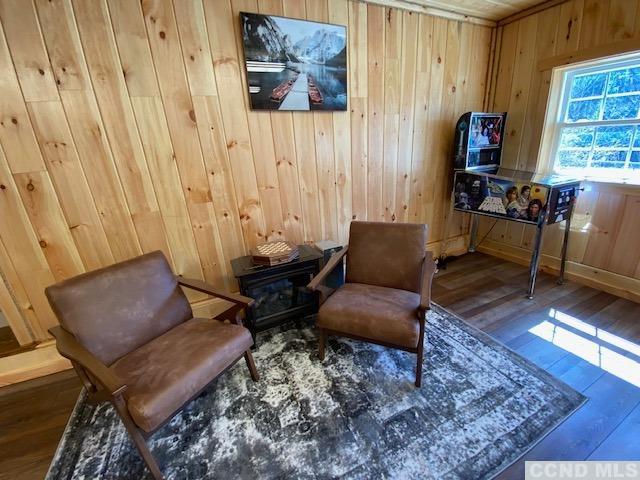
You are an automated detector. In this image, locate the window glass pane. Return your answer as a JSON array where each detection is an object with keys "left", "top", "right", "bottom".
[
  {"left": 634, "top": 127, "right": 640, "bottom": 148},
  {"left": 570, "top": 73, "right": 607, "bottom": 98},
  {"left": 556, "top": 60, "right": 640, "bottom": 181},
  {"left": 606, "top": 67, "right": 640, "bottom": 94},
  {"left": 559, "top": 126, "right": 594, "bottom": 148},
  {"left": 591, "top": 150, "right": 627, "bottom": 168},
  {"left": 594, "top": 125, "right": 634, "bottom": 148},
  {"left": 566, "top": 99, "right": 602, "bottom": 122},
  {"left": 603, "top": 94, "right": 640, "bottom": 120},
  {"left": 557, "top": 150, "right": 588, "bottom": 168}
]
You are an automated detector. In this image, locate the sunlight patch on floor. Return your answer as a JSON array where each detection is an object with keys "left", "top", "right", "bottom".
[{"left": 529, "top": 308, "right": 640, "bottom": 387}]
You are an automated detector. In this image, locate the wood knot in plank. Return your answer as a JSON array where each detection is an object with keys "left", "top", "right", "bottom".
[{"left": 566, "top": 19, "right": 573, "bottom": 40}]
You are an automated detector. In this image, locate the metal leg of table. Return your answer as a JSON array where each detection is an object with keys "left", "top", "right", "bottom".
[
  {"left": 557, "top": 200, "right": 575, "bottom": 285},
  {"left": 468, "top": 215, "right": 479, "bottom": 253},
  {"left": 438, "top": 190, "right": 458, "bottom": 265},
  {"left": 527, "top": 220, "right": 545, "bottom": 299}
]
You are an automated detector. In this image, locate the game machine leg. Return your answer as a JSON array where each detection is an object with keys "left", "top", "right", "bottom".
[
  {"left": 557, "top": 196, "right": 575, "bottom": 285},
  {"left": 526, "top": 222, "right": 544, "bottom": 299},
  {"left": 437, "top": 190, "right": 459, "bottom": 268},
  {"left": 526, "top": 207, "right": 550, "bottom": 299},
  {"left": 468, "top": 215, "right": 479, "bottom": 253}
]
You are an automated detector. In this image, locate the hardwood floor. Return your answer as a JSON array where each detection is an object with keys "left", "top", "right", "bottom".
[
  {"left": 435, "top": 253, "right": 640, "bottom": 478},
  {"left": 0, "top": 370, "right": 81, "bottom": 480},
  {"left": 0, "top": 252, "right": 638, "bottom": 479}
]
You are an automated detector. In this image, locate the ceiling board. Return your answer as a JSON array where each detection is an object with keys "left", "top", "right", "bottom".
[{"left": 360, "top": 0, "right": 554, "bottom": 24}]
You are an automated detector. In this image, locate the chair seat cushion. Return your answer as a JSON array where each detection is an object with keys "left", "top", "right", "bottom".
[
  {"left": 317, "top": 283, "right": 421, "bottom": 349},
  {"left": 112, "top": 318, "right": 252, "bottom": 432}
]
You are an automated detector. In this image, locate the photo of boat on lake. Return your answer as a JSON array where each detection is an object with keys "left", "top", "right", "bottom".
[{"left": 240, "top": 12, "right": 347, "bottom": 111}]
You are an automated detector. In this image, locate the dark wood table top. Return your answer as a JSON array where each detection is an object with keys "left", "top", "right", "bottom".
[{"left": 231, "top": 244, "right": 322, "bottom": 279}]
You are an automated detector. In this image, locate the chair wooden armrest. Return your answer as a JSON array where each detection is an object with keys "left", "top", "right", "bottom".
[
  {"left": 49, "top": 325, "right": 127, "bottom": 396},
  {"left": 419, "top": 251, "right": 437, "bottom": 313},
  {"left": 177, "top": 277, "right": 255, "bottom": 307},
  {"left": 315, "top": 284, "right": 335, "bottom": 305},
  {"left": 307, "top": 246, "right": 348, "bottom": 292}
]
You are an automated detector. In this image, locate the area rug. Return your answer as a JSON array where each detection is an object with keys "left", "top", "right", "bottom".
[{"left": 46, "top": 305, "right": 585, "bottom": 479}]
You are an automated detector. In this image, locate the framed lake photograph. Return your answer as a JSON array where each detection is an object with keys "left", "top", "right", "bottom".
[{"left": 240, "top": 12, "right": 347, "bottom": 111}]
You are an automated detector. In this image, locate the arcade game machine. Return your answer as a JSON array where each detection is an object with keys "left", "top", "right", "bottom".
[{"left": 451, "top": 112, "right": 581, "bottom": 298}]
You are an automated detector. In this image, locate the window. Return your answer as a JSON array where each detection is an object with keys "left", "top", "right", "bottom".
[{"left": 551, "top": 56, "right": 640, "bottom": 183}]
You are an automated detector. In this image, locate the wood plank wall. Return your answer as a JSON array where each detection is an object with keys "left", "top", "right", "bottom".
[
  {"left": 0, "top": 0, "right": 492, "bottom": 344},
  {"left": 483, "top": 0, "right": 640, "bottom": 299}
]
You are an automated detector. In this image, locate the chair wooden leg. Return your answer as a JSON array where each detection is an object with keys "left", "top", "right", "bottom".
[
  {"left": 112, "top": 396, "right": 164, "bottom": 480},
  {"left": 415, "top": 313, "right": 426, "bottom": 387},
  {"left": 244, "top": 350, "right": 259, "bottom": 381},
  {"left": 415, "top": 346, "right": 423, "bottom": 388},
  {"left": 318, "top": 328, "right": 326, "bottom": 361}
]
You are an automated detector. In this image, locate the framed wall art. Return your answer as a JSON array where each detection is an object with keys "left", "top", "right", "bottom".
[{"left": 240, "top": 12, "right": 347, "bottom": 111}]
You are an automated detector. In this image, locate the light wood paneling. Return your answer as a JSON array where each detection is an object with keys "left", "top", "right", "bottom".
[
  {"left": 107, "top": 0, "right": 160, "bottom": 97},
  {"left": 0, "top": 240, "right": 36, "bottom": 345},
  {"left": 0, "top": 156, "right": 57, "bottom": 339},
  {"left": 27, "top": 100, "right": 115, "bottom": 271},
  {"left": 0, "top": 0, "right": 491, "bottom": 343},
  {"left": 382, "top": 7, "right": 401, "bottom": 223},
  {"left": 0, "top": 0, "right": 59, "bottom": 102},
  {"left": 73, "top": 0, "right": 172, "bottom": 261},
  {"left": 0, "top": 18, "right": 45, "bottom": 174},
  {"left": 349, "top": 1, "right": 368, "bottom": 223},
  {"left": 485, "top": 0, "right": 640, "bottom": 290},
  {"left": 60, "top": 90, "right": 143, "bottom": 262}
]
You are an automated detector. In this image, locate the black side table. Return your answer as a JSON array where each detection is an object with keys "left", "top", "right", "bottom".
[{"left": 231, "top": 245, "right": 322, "bottom": 344}]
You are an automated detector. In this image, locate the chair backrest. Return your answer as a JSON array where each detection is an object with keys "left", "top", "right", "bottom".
[
  {"left": 346, "top": 221, "right": 427, "bottom": 293},
  {"left": 45, "top": 251, "right": 192, "bottom": 365}
]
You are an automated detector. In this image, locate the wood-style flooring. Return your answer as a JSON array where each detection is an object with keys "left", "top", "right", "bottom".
[
  {"left": 0, "top": 370, "right": 80, "bottom": 480},
  {"left": 0, "top": 252, "right": 638, "bottom": 479},
  {"left": 435, "top": 253, "right": 640, "bottom": 478}
]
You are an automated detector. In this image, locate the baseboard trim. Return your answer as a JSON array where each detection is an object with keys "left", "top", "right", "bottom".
[
  {"left": 477, "top": 240, "right": 640, "bottom": 304},
  {"left": 427, "top": 234, "right": 470, "bottom": 259},
  {"left": 0, "top": 343, "right": 71, "bottom": 387}
]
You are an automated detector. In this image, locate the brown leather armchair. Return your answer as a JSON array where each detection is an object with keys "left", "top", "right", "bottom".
[
  {"left": 45, "top": 251, "right": 258, "bottom": 480},
  {"left": 308, "top": 221, "right": 436, "bottom": 387}
]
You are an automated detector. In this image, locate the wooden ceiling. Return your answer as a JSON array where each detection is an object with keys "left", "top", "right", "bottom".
[{"left": 361, "top": 0, "right": 557, "bottom": 25}]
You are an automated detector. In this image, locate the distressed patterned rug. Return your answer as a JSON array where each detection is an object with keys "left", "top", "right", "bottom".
[{"left": 47, "top": 305, "right": 585, "bottom": 479}]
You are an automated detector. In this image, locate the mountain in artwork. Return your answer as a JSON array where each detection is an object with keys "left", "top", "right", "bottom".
[
  {"left": 243, "top": 14, "right": 346, "bottom": 66},
  {"left": 293, "top": 29, "right": 346, "bottom": 64},
  {"left": 242, "top": 14, "right": 299, "bottom": 62},
  {"left": 325, "top": 46, "right": 347, "bottom": 67}
]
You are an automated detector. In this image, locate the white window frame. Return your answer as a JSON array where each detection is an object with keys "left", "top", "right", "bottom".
[{"left": 540, "top": 52, "right": 640, "bottom": 185}]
